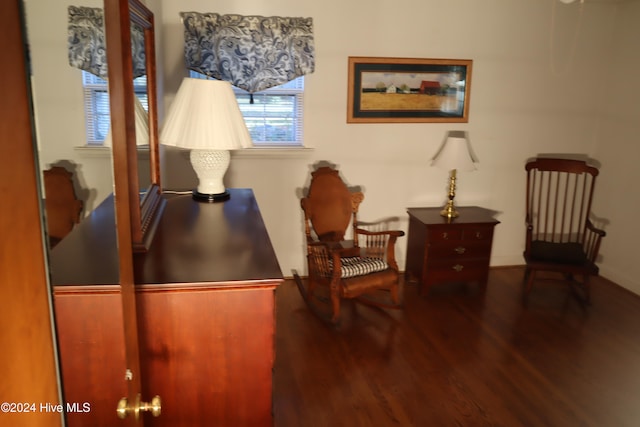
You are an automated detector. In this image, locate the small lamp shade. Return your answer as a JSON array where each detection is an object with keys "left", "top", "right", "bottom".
[
  {"left": 160, "top": 78, "right": 252, "bottom": 202},
  {"left": 431, "top": 130, "right": 477, "bottom": 171},
  {"left": 103, "top": 95, "right": 149, "bottom": 147},
  {"left": 431, "top": 130, "right": 478, "bottom": 218}
]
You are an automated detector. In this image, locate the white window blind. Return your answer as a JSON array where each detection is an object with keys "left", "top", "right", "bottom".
[
  {"left": 82, "top": 70, "right": 303, "bottom": 147},
  {"left": 190, "top": 71, "right": 304, "bottom": 147},
  {"left": 82, "top": 71, "right": 148, "bottom": 145}
]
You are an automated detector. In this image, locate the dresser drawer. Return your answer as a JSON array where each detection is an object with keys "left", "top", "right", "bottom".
[
  {"left": 425, "top": 258, "right": 490, "bottom": 283},
  {"left": 427, "top": 229, "right": 463, "bottom": 242},
  {"left": 427, "top": 226, "right": 494, "bottom": 243},
  {"left": 427, "top": 241, "right": 491, "bottom": 258},
  {"left": 462, "top": 227, "right": 494, "bottom": 241}
]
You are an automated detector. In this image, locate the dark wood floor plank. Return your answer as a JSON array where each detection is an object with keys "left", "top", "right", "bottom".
[{"left": 273, "top": 267, "right": 640, "bottom": 426}]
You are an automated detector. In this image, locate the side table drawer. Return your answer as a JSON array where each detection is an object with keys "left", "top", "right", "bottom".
[
  {"left": 463, "top": 227, "right": 494, "bottom": 241},
  {"left": 427, "top": 241, "right": 491, "bottom": 258},
  {"left": 425, "top": 258, "right": 491, "bottom": 284},
  {"left": 427, "top": 229, "right": 463, "bottom": 242},
  {"left": 427, "top": 226, "right": 494, "bottom": 243}
]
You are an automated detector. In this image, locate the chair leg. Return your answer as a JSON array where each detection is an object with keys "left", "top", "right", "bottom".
[
  {"left": 523, "top": 268, "right": 536, "bottom": 303},
  {"left": 390, "top": 282, "right": 400, "bottom": 305},
  {"left": 330, "top": 283, "right": 341, "bottom": 323},
  {"left": 562, "top": 273, "right": 591, "bottom": 306}
]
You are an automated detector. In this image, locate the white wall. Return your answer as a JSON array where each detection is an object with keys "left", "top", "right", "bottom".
[
  {"left": 159, "top": 0, "right": 639, "bottom": 292},
  {"left": 592, "top": 0, "right": 640, "bottom": 295}
]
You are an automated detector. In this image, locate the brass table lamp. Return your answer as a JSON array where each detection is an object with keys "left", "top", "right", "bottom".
[{"left": 431, "top": 130, "right": 478, "bottom": 219}]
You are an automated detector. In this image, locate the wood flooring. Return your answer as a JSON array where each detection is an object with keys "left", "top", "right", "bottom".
[{"left": 272, "top": 267, "right": 640, "bottom": 427}]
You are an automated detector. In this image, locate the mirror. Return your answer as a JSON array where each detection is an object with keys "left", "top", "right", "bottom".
[
  {"left": 106, "top": 0, "right": 164, "bottom": 252},
  {"left": 28, "top": 0, "right": 113, "bottom": 249},
  {"left": 28, "top": 0, "right": 163, "bottom": 253}
]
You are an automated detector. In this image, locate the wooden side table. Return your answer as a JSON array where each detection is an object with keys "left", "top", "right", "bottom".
[{"left": 405, "top": 206, "right": 500, "bottom": 295}]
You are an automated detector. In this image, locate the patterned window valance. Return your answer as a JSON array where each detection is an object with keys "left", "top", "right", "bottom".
[
  {"left": 180, "top": 12, "right": 315, "bottom": 94},
  {"left": 67, "top": 6, "right": 146, "bottom": 79}
]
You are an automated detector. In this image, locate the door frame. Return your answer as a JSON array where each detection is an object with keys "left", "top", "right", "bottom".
[{"left": 0, "top": 1, "right": 63, "bottom": 426}]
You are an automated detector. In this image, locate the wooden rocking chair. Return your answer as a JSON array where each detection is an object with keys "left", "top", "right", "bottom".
[
  {"left": 295, "top": 166, "right": 405, "bottom": 323},
  {"left": 524, "top": 157, "right": 606, "bottom": 303}
]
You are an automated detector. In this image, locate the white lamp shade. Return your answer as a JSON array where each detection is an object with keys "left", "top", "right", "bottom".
[
  {"left": 103, "top": 95, "right": 149, "bottom": 147},
  {"left": 160, "top": 78, "right": 252, "bottom": 150},
  {"left": 431, "top": 130, "right": 478, "bottom": 172}
]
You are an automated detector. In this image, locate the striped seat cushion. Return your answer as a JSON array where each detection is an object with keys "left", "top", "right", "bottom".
[{"left": 330, "top": 256, "right": 388, "bottom": 278}]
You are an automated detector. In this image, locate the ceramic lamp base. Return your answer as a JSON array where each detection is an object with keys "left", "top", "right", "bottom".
[{"left": 189, "top": 149, "right": 231, "bottom": 202}]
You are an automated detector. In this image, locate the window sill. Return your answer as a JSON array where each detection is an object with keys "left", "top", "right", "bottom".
[
  {"left": 75, "top": 145, "right": 313, "bottom": 160},
  {"left": 74, "top": 145, "right": 149, "bottom": 158},
  {"left": 231, "top": 146, "right": 314, "bottom": 159},
  {"left": 74, "top": 145, "right": 111, "bottom": 158}
]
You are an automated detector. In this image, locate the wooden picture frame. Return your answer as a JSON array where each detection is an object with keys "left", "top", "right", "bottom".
[{"left": 347, "top": 57, "right": 472, "bottom": 123}]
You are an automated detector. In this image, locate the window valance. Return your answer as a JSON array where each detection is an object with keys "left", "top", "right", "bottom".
[
  {"left": 67, "top": 6, "right": 145, "bottom": 79},
  {"left": 180, "top": 12, "right": 315, "bottom": 94}
]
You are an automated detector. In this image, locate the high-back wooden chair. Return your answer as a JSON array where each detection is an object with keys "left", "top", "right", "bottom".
[
  {"left": 296, "top": 166, "right": 404, "bottom": 323},
  {"left": 524, "top": 157, "right": 606, "bottom": 303},
  {"left": 43, "top": 166, "right": 83, "bottom": 248}
]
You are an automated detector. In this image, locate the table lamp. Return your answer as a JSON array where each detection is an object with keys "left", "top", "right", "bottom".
[
  {"left": 103, "top": 95, "right": 149, "bottom": 147},
  {"left": 160, "top": 78, "right": 252, "bottom": 202},
  {"left": 431, "top": 130, "right": 477, "bottom": 218}
]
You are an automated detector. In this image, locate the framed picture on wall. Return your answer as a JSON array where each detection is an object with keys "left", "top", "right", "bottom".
[{"left": 347, "top": 57, "right": 473, "bottom": 123}]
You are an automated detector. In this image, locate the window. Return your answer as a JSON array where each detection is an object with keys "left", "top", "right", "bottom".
[
  {"left": 82, "top": 71, "right": 148, "bottom": 145},
  {"left": 83, "top": 71, "right": 304, "bottom": 147},
  {"left": 190, "top": 71, "right": 304, "bottom": 147}
]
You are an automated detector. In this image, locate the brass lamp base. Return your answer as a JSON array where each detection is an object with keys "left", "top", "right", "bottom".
[
  {"left": 440, "top": 169, "right": 460, "bottom": 219},
  {"left": 440, "top": 201, "right": 459, "bottom": 219}
]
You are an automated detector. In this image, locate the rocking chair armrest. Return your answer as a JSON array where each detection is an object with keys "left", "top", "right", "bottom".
[
  {"left": 354, "top": 228, "right": 403, "bottom": 272},
  {"left": 355, "top": 228, "right": 404, "bottom": 251},
  {"left": 355, "top": 228, "right": 405, "bottom": 238},
  {"left": 584, "top": 219, "right": 606, "bottom": 263},
  {"left": 586, "top": 219, "right": 606, "bottom": 237}
]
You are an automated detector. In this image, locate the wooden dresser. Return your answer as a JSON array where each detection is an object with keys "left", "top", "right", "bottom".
[
  {"left": 50, "top": 189, "right": 283, "bottom": 426},
  {"left": 405, "top": 206, "right": 499, "bottom": 295}
]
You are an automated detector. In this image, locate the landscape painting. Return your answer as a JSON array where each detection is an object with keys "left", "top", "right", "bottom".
[{"left": 347, "top": 57, "right": 472, "bottom": 123}]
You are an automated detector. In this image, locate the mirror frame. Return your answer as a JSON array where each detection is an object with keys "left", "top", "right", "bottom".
[{"left": 106, "top": 0, "right": 164, "bottom": 253}]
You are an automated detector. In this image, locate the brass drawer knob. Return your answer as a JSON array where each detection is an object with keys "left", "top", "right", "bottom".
[
  {"left": 453, "top": 264, "right": 464, "bottom": 272},
  {"left": 454, "top": 246, "right": 466, "bottom": 254}
]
